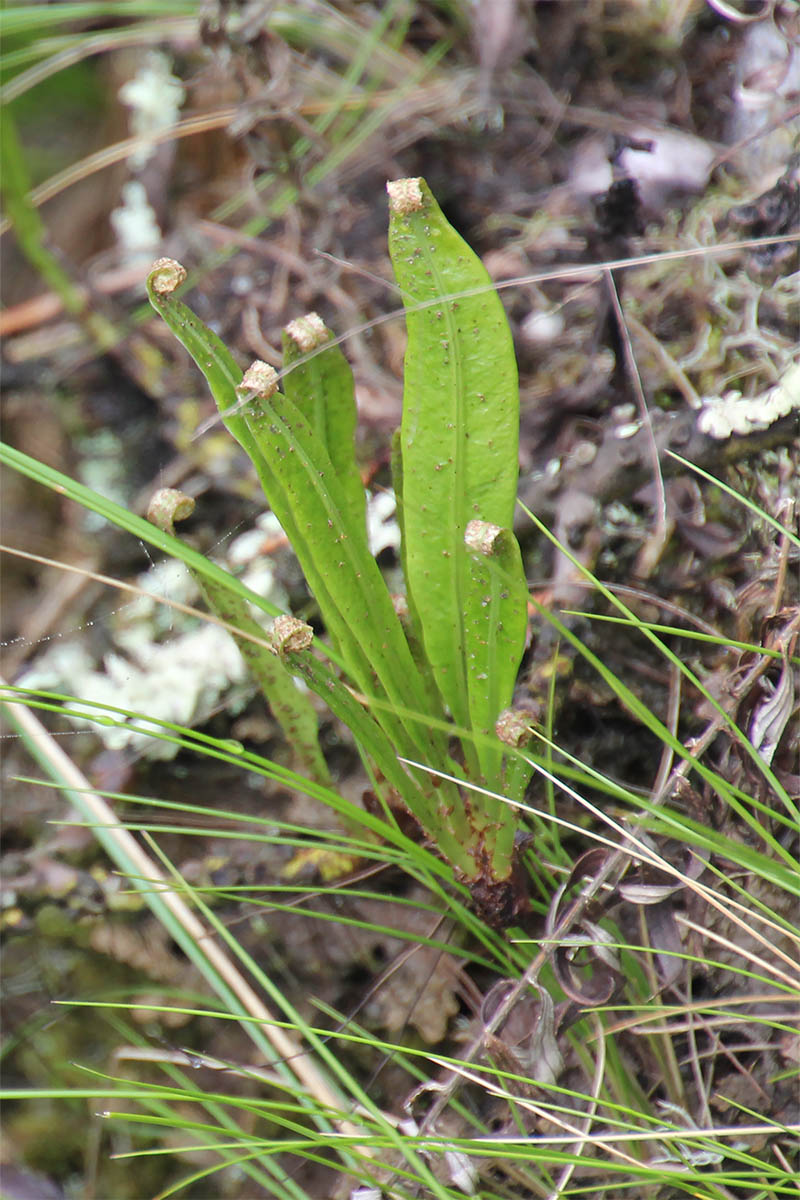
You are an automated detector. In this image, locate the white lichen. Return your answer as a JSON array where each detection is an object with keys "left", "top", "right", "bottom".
[
  {"left": 519, "top": 307, "right": 564, "bottom": 345},
  {"left": 366, "top": 489, "right": 400, "bottom": 556},
  {"left": 19, "top": 622, "right": 249, "bottom": 759},
  {"left": 17, "top": 536, "right": 289, "bottom": 759},
  {"left": 697, "top": 361, "right": 800, "bottom": 439},
  {"left": 118, "top": 51, "right": 185, "bottom": 169},
  {"left": 110, "top": 181, "right": 162, "bottom": 265}
]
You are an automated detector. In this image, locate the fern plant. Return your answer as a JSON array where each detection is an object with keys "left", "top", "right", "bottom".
[{"left": 145, "top": 177, "right": 531, "bottom": 921}]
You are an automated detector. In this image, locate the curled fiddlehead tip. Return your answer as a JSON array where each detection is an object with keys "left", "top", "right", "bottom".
[
  {"left": 271, "top": 615, "right": 314, "bottom": 656},
  {"left": 147, "top": 487, "right": 196, "bottom": 534},
  {"left": 386, "top": 177, "right": 424, "bottom": 214},
  {"left": 237, "top": 360, "right": 279, "bottom": 400},
  {"left": 465, "top": 519, "right": 503, "bottom": 555},
  {"left": 284, "top": 312, "right": 328, "bottom": 353},
  {"left": 495, "top": 707, "right": 534, "bottom": 748},
  {"left": 148, "top": 258, "right": 187, "bottom": 295}
]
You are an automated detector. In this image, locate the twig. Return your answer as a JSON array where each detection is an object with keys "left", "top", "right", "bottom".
[{"left": 603, "top": 266, "right": 668, "bottom": 575}]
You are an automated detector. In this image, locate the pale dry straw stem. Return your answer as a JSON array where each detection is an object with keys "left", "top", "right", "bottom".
[
  {"left": 419, "top": 1078, "right": 800, "bottom": 1153},
  {"left": 0, "top": 684, "right": 361, "bottom": 1134},
  {"left": 587, "top": 823, "right": 800, "bottom": 987},
  {"left": 1, "top": 72, "right": 474, "bottom": 239},
  {"left": 770, "top": 495, "right": 795, "bottom": 613},
  {"left": 712, "top": 99, "right": 800, "bottom": 169},
  {"left": 685, "top": 971, "right": 715, "bottom": 1127},
  {"left": 1, "top": 560, "right": 99, "bottom": 677},
  {"left": 531, "top": 765, "right": 798, "bottom": 974},
  {"left": 623, "top": 310, "right": 702, "bottom": 410},
  {"left": 651, "top": 659, "right": 682, "bottom": 803},
  {"left": 312, "top": 246, "right": 405, "bottom": 295},
  {"left": 547, "top": 1012, "right": 607, "bottom": 1200},
  {"left": 0, "top": 21, "right": 197, "bottom": 105},
  {"left": 678, "top": 915, "right": 800, "bottom": 990},
  {"left": 771, "top": 1140, "right": 797, "bottom": 1178},
  {"left": 603, "top": 267, "right": 667, "bottom": 575},
  {"left": 0, "top": 110, "right": 237, "bottom": 238},
  {"left": 604, "top": 991, "right": 800, "bottom": 1037},
  {"left": 503, "top": 763, "right": 800, "bottom": 978},
  {"left": 652, "top": 606, "right": 800, "bottom": 808},
  {"left": 400, "top": 761, "right": 635, "bottom": 1138},
  {"left": 402, "top": 757, "right": 798, "bottom": 1137},
  {"left": 688, "top": 997, "right": 773, "bottom": 1117},
  {"left": 421, "top": 1058, "right": 643, "bottom": 1169}
]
